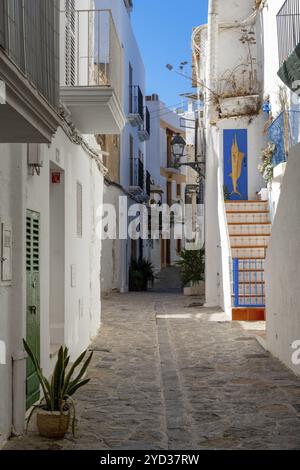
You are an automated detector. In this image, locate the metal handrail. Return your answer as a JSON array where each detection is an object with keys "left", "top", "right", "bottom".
[{"left": 268, "top": 110, "right": 300, "bottom": 165}]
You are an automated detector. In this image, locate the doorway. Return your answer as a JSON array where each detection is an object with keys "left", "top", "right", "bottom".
[
  {"left": 49, "top": 163, "right": 65, "bottom": 348},
  {"left": 26, "top": 210, "right": 41, "bottom": 409}
]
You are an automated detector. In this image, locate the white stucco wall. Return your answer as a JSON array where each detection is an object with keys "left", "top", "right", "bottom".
[
  {"left": 96, "top": 0, "right": 146, "bottom": 192},
  {"left": 266, "top": 143, "right": 300, "bottom": 376},
  {"left": 204, "top": 0, "right": 266, "bottom": 308},
  {"left": 0, "top": 128, "right": 104, "bottom": 442}
]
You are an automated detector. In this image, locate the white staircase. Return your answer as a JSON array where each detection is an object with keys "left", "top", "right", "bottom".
[{"left": 225, "top": 200, "right": 271, "bottom": 321}]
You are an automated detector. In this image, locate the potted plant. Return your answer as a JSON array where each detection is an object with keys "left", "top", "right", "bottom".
[
  {"left": 176, "top": 249, "right": 205, "bottom": 296},
  {"left": 218, "top": 28, "right": 261, "bottom": 118},
  {"left": 23, "top": 339, "right": 93, "bottom": 439},
  {"left": 129, "top": 257, "right": 156, "bottom": 291}
]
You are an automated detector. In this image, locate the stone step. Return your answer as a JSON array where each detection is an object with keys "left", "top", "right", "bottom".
[
  {"left": 231, "top": 247, "right": 267, "bottom": 258},
  {"left": 228, "top": 223, "right": 271, "bottom": 236},
  {"left": 227, "top": 212, "right": 270, "bottom": 224},
  {"left": 230, "top": 235, "right": 270, "bottom": 247},
  {"left": 225, "top": 201, "right": 268, "bottom": 213},
  {"left": 232, "top": 307, "right": 265, "bottom": 321}
]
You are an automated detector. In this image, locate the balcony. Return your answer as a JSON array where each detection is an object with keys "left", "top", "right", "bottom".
[
  {"left": 146, "top": 171, "right": 151, "bottom": 197},
  {"left": 268, "top": 110, "right": 300, "bottom": 166},
  {"left": 128, "top": 85, "right": 144, "bottom": 127},
  {"left": 277, "top": 0, "right": 300, "bottom": 66},
  {"left": 129, "top": 158, "right": 149, "bottom": 202},
  {"left": 138, "top": 106, "right": 151, "bottom": 142},
  {"left": 0, "top": 0, "right": 61, "bottom": 143},
  {"left": 60, "top": 9, "right": 126, "bottom": 135}
]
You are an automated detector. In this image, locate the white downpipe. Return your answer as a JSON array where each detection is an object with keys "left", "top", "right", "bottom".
[{"left": 204, "top": 0, "right": 221, "bottom": 307}]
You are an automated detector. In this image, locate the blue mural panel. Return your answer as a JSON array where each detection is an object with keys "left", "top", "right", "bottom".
[{"left": 223, "top": 129, "right": 248, "bottom": 201}]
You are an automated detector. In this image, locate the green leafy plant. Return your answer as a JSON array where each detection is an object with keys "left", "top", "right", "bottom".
[
  {"left": 258, "top": 142, "right": 275, "bottom": 183},
  {"left": 23, "top": 339, "right": 93, "bottom": 435},
  {"left": 223, "top": 185, "right": 231, "bottom": 201},
  {"left": 129, "top": 258, "right": 156, "bottom": 292},
  {"left": 176, "top": 249, "right": 205, "bottom": 287}
]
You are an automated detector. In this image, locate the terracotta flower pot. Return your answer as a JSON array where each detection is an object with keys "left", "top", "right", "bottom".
[{"left": 36, "top": 408, "right": 70, "bottom": 439}]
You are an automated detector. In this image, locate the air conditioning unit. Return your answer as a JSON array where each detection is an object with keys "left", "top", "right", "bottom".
[{"left": 28, "top": 144, "right": 43, "bottom": 176}]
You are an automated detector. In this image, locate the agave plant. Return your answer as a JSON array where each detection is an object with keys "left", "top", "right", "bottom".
[{"left": 23, "top": 339, "right": 93, "bottom": 435}]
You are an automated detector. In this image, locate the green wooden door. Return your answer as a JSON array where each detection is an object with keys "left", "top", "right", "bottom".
[{"left": 26, "top": 210, "right": 41, "bottom": 410}]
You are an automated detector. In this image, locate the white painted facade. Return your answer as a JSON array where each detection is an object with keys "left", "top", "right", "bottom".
[
  {"left": 0, "top": 0, "right": 118, "bottom": 444},
  {"left": 146, "top": 95, "right": 191, "bottom": 273},
  {"left": 0, "top": 131, "right": 106, "bottom": 445},
  {"left": 97, "top": 0, "right": 148, "bottom": 295},
  {"left": 262, "top": 0, "right": 300, "bottom": 375},
  {"left": 198, "top": 0, "right": 266, "bottom": 314}
]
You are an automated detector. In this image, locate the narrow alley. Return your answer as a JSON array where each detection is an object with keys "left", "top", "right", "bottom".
[{"left": 5, "top": 290, "right": 300, "bottom": 451}]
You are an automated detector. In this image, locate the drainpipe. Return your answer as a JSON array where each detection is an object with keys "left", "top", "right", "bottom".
[{"left": 204, "top": 0, "right": 221, "bottom": 307}]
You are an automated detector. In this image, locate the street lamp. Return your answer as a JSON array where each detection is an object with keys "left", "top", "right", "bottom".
[
  {"left": 171, "top": 133, "right": 205, "bottom": 179},
  {"left": 171, "top": 133, "right": 186, "bottom": 159}
]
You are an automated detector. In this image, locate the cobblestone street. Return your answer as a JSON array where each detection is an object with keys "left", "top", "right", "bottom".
[{"left": 5, "top": 292, "right": 300, "bottom": 450}]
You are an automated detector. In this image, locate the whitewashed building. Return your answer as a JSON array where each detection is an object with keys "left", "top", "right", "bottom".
[
  {"left": 195, "top": 0, "right": 300, "bottom": 375},
  {"left": 97, "top": 0, "right": 150, "bottom": 295},
  {"left": 262, "top": 0, "right": 300, "bottom": 375},
  {"left": 194, "top": 0, "right": 268, "bottom": 320},
  {"left": 0, "top": 0, "right": 125, "bottom": 444},
  {"left": 145, "top": 94, "right": 204, "bottom": 273}
]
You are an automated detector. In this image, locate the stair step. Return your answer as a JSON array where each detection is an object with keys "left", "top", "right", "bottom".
[
  {"left": 227, "top": 214, "right": 270, "bottom": 224},
  {"left": 231, "top": 248, "right": 267, "bottom": 258},
  {"left": 226, "top": 210, "right": 269, "bottom": 214},
  {"left": 230, "top": 233, "right": 270, "bottom": 237},
  {"left": 232, "top": 308, "right": 265, "bottom": 322}
]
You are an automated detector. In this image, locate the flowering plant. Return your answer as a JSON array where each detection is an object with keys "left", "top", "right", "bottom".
[{"left": 258, "top": 142, "right": 275, "bottom": 183}]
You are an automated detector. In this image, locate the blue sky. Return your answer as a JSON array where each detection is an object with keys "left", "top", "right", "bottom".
[{"left": 132, "top": 0, "right": 208, "bottom": 109}]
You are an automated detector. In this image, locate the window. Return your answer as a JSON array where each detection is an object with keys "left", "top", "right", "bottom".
[
  {"left": 167, "top": 130, "right": 173, "bottom": 168},
  {"left": 129, "top": 62, "right": 133, "bottom": 113},
  {"left": 76, "top": 182, "right": 83, "bottom": 238},
  {"left": 129, "top": 134, "right": 134, "bottom": 185},
  {"left": 167, "top": 181, "right": 172, "bottom": 207}
]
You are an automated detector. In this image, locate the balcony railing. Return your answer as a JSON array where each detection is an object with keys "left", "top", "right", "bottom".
[
  {"left": 138, "top": 106, "right": 150, "bottom": 141},
  {"left": 146, "top": 171, "right": 151, "bottom": 196},
  {"left": 61, "top": 9, "right": 122, "bottom": 103},
  {"left": 129, "top": 85, "right": 144, "bottom": 125},
  {"left": 0, "top": 0, "right": 60, "bottom": 109},
  {"left": 268, "top": 110, "right": 300, "bottom": 165},
  {"left": 277, "top": 0, "right": 300, "bottom": 65},
  {"left": 130, "top": 158, "right": 144, "bottom": 190}
]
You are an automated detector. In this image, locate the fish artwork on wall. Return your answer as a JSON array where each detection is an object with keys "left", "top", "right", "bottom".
[{"left": 224, "top": 129, "right": 248, "bottom": 201}]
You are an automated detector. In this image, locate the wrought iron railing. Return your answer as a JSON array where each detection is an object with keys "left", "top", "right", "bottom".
[
  {"left": 0, "top": 0, "right": 60, "bottom": 109},
  {"left": 61, "top": 9, "right": 123, "bottom": 104},
  {"left": 129, "top": 85, "right": 144, "bottom": 121},
  {"left": 277, "top": 0, "right": 300, "bottom": 65},
  {"left": 146, "top": 171, "right": 151, "bottom": 196},
  {"left": 268, "top": 110, "right": 300, "bottom": 165},
  {"left": 233, "top": 258, "right": 265, "bottom": 308},
  {"left": 145, "top": 107, "right": 150, "bottom": 136},
  {"left": 130, "top": 158, "right": 144, "bottom": 190}
]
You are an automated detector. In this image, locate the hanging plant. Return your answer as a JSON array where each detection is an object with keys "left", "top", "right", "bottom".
[{"left": 258, "top": 142, "right": 276, "bottom": 183}]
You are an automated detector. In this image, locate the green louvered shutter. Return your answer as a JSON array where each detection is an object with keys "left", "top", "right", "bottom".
[{"left": 26, "top": 210, "right": 41, "bottom": 410}]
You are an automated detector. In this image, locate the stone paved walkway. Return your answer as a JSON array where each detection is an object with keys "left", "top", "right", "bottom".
[{"left": 5, "top": 292, "right": 300, "bottom": 450}]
